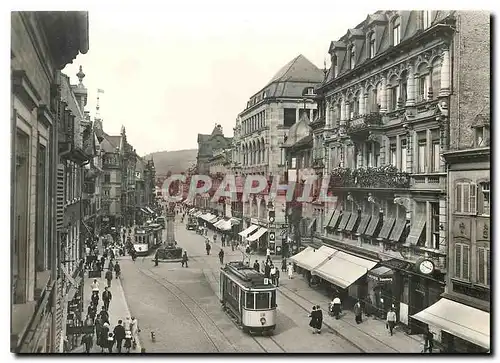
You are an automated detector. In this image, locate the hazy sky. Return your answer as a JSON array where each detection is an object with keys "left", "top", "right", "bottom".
[{"left": 62, "top": 3, "right": 379, "bottom": 156}]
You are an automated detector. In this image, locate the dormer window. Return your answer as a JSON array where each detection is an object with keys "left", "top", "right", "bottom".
[
  {"left": 368, "top": 32, "right": 376, "bottom": 58},
  {"left": 306, "top": 87, "right": 315, "bottom": 95},
  {"left": 392, "top": 16, "right": 401, "bottom": 46},
  {"left": 422, "top": 10, "right": 432, "bottom": 29},
  {"left": 349, "top": 45, "right": 356, "bottom": 69},
  {"left": 331, "top": 56, "right": 338, "bottom": 78}
]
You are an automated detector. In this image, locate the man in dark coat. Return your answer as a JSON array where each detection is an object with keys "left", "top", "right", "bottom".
[
  {"left": 113, "top": 320, "right": 126, "bottom": 353},
  {"left": 218, "top": 249, "right": 224, "bottom": 265},
  {"left": 354, "top": 300, "right": 363, "bottom": 324},
  {"left": 100, "top": 256, "right": 106, "bottom": 271},
  {"left": 253, "top": 260, "right": 260, "bottom": 272},
  {"left": 315, "top": 305, "right": 323, "bottom": 333},
  {"left": 105, "top": 269, "right": 113, "bottom": 288},
  {"left": 264, "top": 263, "right": 271, "bottom": 279},
  {"left": 99, "top": 306, "right": 110, "bottom": 325},
  {"left": 102, "top": 287, "right": 112, "bottom": 311},
  {"left": 81, "top": 333, "right": 93, "bottom": 353},
  {"left": 309, "top": 306, "right": 318, "bottom": 334},
  {"left": 181, "top": 251, "right": 189, "bottom": 268}
]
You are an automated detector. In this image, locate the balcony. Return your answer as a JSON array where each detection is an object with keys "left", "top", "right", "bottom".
[
  {"left": 312, "top": 157, "right": 325, "bottom": 169},
  {"left": 346, "top": 113, "right": 383, "bottom": 137},
  {"left": 411, "top": 172, "right": 446, "bottom": 191},
  {"left": 329, "top": 166, "right": 410, "bottom": 189}
]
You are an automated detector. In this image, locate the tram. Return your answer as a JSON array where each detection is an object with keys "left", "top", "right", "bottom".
[
  {"left": 133, "top": 228, "right": 153, "bottom": 256},
  {"left": 220, "top": 261, "right": 277, "bottom": 334},
  {"left": 149, "top": 223, "right": 163, "bottom": 247}
]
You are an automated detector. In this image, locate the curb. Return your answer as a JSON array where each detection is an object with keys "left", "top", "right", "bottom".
[{"left": 116, "top": 277, "right": 143, "bottom": 353}]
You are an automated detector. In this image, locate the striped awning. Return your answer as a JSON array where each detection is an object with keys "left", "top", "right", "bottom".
[
  {"left": 239, "top": 224, "right": 259, "bottom": 238},
  {"left": 247, "top": 227, "right": 268, "bottom": 242}
]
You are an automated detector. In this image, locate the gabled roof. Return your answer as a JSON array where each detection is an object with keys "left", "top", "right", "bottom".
[
  {"left": 266, "top": 54, "right": 324, "bottom": 86},
  {"left": 106, "top": 135, "right": 121, "bottom": 148}
]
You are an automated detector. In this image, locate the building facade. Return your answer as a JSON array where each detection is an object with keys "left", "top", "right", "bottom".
[
  {"left": 307, "top": 11, "right": 490, "bottom": 351},
  {"left": 230, "top": 54, "right": 323, "bottom": 250},
  {"left": 11, "top": 11, "right": 89, "bottom": 352}
]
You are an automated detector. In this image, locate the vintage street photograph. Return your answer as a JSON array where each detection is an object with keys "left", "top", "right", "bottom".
[{"left": 9, "top": 1, "right": 491, "bottom": 354}]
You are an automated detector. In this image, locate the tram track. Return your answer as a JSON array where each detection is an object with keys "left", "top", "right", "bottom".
[{"left": 136, "top": 267, "right": 236, "bottom": 353}]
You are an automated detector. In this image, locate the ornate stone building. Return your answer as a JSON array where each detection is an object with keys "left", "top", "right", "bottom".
[
  {"left": 311, "top": 10, "right": 461, "bottom": 337},
  {"left": 230, "top": 54, "right": 323, "bottom": 250},
  {"left": 11, "top": 11, "right": 89, "bottom": 353}
]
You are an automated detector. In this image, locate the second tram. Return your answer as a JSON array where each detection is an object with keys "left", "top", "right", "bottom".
[
  {"left": 133, "top": 228, "right": 153, "bottom": 256},
  {"left": 220, "top": 261, "right": 277, "bottom": 334}
]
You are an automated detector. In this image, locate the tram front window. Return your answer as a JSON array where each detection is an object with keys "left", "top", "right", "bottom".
[
  {"left": 255, "top": 292, "right": 270, "bottom": 310},
  {"left": 271, "top": 291, "right": 276, "bottom": 308},
  {"left": 246, "top": 292, "right": 255, "bottom": 309}
]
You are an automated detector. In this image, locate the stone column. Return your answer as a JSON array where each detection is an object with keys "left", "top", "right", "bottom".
[
  {"left": 439, "top": 47, "right": 451, "bottom": 96},
  {"left": 310, "top": 108, "right": 314, "bottom": 122},
  {"left": 325, "top": 99, "right": 331, "bottom": 127},
  {"left": 380, "top": 76, "right": 388, "bottom": 112},
  {"left": 345, "top": 102, "right": 351, "bottom": 120},
  {"left": 296, "top": 107, "right": 300, "bottom": 122},
  {"left": 357, "top": 143, "right": 363, "bottom": 167},
  {"left": 396, "top": 135, "right": 401, "bottom": 169},
  {"left": 359, "top": 89, "right": 366, "bottom": 115},
  {"left": 406, "top": 66, "right": 416, "bottom": 107}
]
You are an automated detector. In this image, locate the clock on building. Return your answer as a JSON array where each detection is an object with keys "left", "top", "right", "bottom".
[{"left": 417, "top": 259, "right": 435, "bottom": 275}]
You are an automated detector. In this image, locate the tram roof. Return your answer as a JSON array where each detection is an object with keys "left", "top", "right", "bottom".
[{"left": 222, "top": 262, "right": 275, "bottom": 290}]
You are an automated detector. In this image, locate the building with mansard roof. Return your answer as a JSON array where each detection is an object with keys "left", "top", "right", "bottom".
[{"left": 298, "top": 10, "right": 490, "bottom": 352}]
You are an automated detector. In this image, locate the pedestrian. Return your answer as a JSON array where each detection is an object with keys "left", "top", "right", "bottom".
[
  {"left": 424, "top": 326, "right": 434, "bottom": 353},
  {"left": 316, "top": 305, "right": 323, "bottom": 334},
  {"left": 309, "top": 306, "right": 318, "bottom": 334},
  {"left": 205, "top": 242, "right": 211, "bottom": 255},
  {"left": 386, "top": 306, "right": 397, "bottom": 336},
  {"left": 99, "top": 323, "right": 110, "bottom": 352},
  {"left": 154, "top": 250, "right": 159, "bottom": 267},
  {"left": 218, "top": 249, "right": 224, "bottom": 265},
  {"left": 87, "top": 304, "right": 97, "bottom": 321},
  {"left": 261, "top": 260, "right": 266, "bottom": 274},
  {"left": 131, "top": 249, "right": 137, "bottom": 262},
  {"left": 270, "top": 264, "right": 277, "bottom": 284},
  {"left": 354, "top": 300, "right": 363, "bottom": 324},
  {"left": 124, "top": 331, "right": 133, "bottom": 353},
  {"left": 100, "top": 256, "right": 105, "bottom": 271},
  {"left": 84, "top": 314, "right": 93, "bottom": 327},
  {"left": 91, "top": 291, "right": 99, "bottom": 307},
  {"left": 130, "top": 316, "right": 139, "bottom": 349},
  {"left": 332, "top": 297, "right": 342, "bottom": 319},
  {"left": 266, "top": 247, "right": 271, "bottom": 259},
  {"left": 287, "top": 262, "right": 294, "bottom": 279},
  {"left": 264, "top": 262, "right": 271, "bottom": 279},
  {"left": 114, "top": 261, "right": 121, "bottom": 279},
  {"left": 181, "top": 251, "right": 189, "bottom": 268},
  {"left": 105, "top": 269, "right": 113, "bottom": 288},
  {"left": 91, "top": 279, "right": 99, "bottom": 292},
  {"left": 113, "top": 319, "right": 126, "bottom": 353},
  {"left": 81, "top": 332, "right": 93, "bottom": 353},
  {"left": 245, "top": 243, "right": 251, "bottom": 254},
  {"left": 281, "top": 258, "right": 287, "bottom": 272},
  {"left": 275, "top": 268, "right": 280, "bottom": 287},
  {"left": 95, "top": 316, "right": 103, "bottom": 344},
  {"left": 221, "top": 234, "right": 225, "bottom": 247},
  {"left": 253, "top": 260, "right": 260, "bottom": 272},
  {"left": 213, "top": 233, "right": 217, "bottom": 244},
  {"left": 106, "top": 332, "right": 114, "bottom": 353},
  {"left": 99, "top": 306, "right": 110, "bottom": 325},
  {"left": 102, "top": 287, "right": 112, "bottom": 311}
]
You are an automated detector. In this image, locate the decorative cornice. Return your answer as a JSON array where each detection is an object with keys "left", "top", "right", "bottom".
[{"left": 12, "top": 70, "right": 42, "bottom": 110}]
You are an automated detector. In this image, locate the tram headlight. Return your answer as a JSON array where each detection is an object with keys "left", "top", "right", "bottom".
[{"left": 260, "top": 317, "right": 266, "bottom": 326}]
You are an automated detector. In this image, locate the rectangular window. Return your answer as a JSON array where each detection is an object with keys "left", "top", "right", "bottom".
[
  {"left": 423, "top": 10, "right": 432, "bottom": 29},
  {"left": 36, "top": 143, "right": 47, "bottom": 272},
  {"left": 480, "top": 182, "right": 490, "bottom": 215},
  {"left": 418, "top": 75, "right": 429, "bottom": 102},
  {"left": 418, "top": 140, "right": 426, "bottom": 173},
  {"left": 454, "top": 243, "right": 470, "bottom": 281},
  {"left": 430, "top": 202, "right": 440, "bottom": 250},
  {"left": 390, "top": 144, "right": 397, "bottom": 167},
  {"left": 432, "top": 141, "right": 440, "bottom": 172},
  {"left": 455, "top": 182, "right": 477, "bottom": 214},
  {"left": 255, "top": 292, "right": 270, "bottom": 310},
  {"left": 476, "top": 247, "right": 490, "bottom": 286},
  {"left": 393, "top": 24, "right": 401, "bottom": 45},
  {"left": 475, "top": 126, "right": 490, "bottom": 147},
  {"left": 291, "top": 157, "right": 297, "bottom": 169},
  {"left": 401, "top": 139, "right": 407, "bottom": 172},
  {"left": 246, "top": 292, "right": 255, "bottom": 309},
  {"left": 350, "top": 46, "right": 356, "bottom": 69},
  {"left": 366, "top": 144, "right": 373, "bottom": 168},
  {"left": 284, "top": 108, "right": 297, "bottom": 127}
]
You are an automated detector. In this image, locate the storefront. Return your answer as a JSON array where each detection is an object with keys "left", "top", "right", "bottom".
[
  {"left": 246, "top": 226, "right": 268, "bottom": 251},
  {"left": 238, "top": 224, "right": 259, "bottom": 242},
  {"left": 366, "top": 266, "right": 394, "bottom": 318},
  {"left": 412, "top": 298, "right": 490, "bottom": 353}
]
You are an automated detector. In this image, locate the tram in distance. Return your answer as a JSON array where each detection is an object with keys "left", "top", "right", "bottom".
[{"left": 220, "top": 261, "right": 277, "bottom": 334}]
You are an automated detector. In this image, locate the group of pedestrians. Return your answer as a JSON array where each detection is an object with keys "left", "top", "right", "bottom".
[{"left": 308, "top": 305, "right": 324, "bottom": 334}]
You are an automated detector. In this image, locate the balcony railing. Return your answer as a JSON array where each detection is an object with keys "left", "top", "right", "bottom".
[
  {"left": 346, "top": 113, "right": 383, "bottom": 134},
  {"left": 330, "top": 165, "right": 410, "bottom": 189}
]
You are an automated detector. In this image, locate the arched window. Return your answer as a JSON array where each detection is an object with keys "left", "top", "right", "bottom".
[
  {"left": 416, "top": 62, "right": 430, "bottom": 102},
  {"left": 422, "top": 10, "right": 432, "bottom": 29},
  {"left": 431, "top": 57, "right": 441, "bottom": 97},
  {"left": 392, "top": 16, "right": 401, "bottom": 46},
  {"left": 368, "top": 32, "right": 376, "bottom": 58}
]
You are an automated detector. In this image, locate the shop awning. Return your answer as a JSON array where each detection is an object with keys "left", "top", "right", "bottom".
[
  {"left": 367, "top": 266, "right": 394, "bottom": 282},
  {"left": 194, "top": 211, "right": 203, "bottom": 217},
  {"left": 411, "top": 299, "right": 490, "bottom": 350},
  {"left": 327, "top": 210, "right": 341, "bottom": 229},
  {"left": 217, "top": 220, "right": 232, "bottom": 231},
  {"left": 312, "top": 251, "right": 377, "bottom": 289},
  {"left": 307, "top": 218, "right": 317, "bottom": 232},
  {"left": 290, "top": 245, "right": 337, "bottom": 271},
  {"left": 229, "top": 218, "right": 240, "bottom": 226},
  {"left": 404, "top": 216, "right": 426, "bottom": 246},
  {"left": 247, "top": 227, "right": 268, "bottom": 242},
  {"left": 389, "top": 218, "right": 407, "bottom": 242},
  {"left": 239, "top": 224, "right": 259, "bottom": 238},
  {"left": 189, "top": 208, "right": 196, "bottom": 215},
  {"left": 356, "top": 214, "right": 371, "bottom": 235},
  {"left": 337, "top": 211, "right": 351, "bottom": 231},
  {"left": 345, "top": 212, "right": 359, "bottom": 232},
  {"left": 140, "top": 208, "right": 148, "bottom": 214},
  {"left": 377, "top": 217, "right": 396, "bottom": 240},
  {"left": 213, "top": 219, "right": 224, "bottom": 228},
  {"left": 207, "top": 215, "right": 219, "bottom": 223},
  {"left": 364, "top": 215, "right": 379, "bottom": 237}
]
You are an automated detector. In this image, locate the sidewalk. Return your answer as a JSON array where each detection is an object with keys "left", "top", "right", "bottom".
[
  {"left": 278, "top": 275, "right": 424, "bottom": 353},
  {"left": 72, "top": 268, "right": 143, "bottom": 353}
]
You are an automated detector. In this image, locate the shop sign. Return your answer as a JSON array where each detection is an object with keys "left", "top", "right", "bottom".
[
  {"left": 251, "top": 218, "right": 259, "bottom": 225},
  {"left": 367, "top": 273, "right": 393, "bottom": 283}
]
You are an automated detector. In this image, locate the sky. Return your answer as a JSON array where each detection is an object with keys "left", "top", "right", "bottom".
[{"left": 61, "top": 1, "right": 377, "bottom": 156}]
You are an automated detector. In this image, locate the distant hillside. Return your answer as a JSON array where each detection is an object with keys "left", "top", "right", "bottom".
[{"left": 144, "top": 149, "right": 197, "bottom": 176}]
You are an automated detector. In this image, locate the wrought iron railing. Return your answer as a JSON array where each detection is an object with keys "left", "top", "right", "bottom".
[{"left": 329, "top": 165, "right": 410, "bottom": 189}]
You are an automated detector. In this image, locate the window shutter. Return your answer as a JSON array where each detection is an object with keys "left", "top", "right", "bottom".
[
  {"left": 487, "top": 249, "right": 491, "bottom": 286},
  {"left": 455, "top": 244, "right": 461, "bottom": 278},
  {"left": 56, "top": 164, "right": 65, "bottom": 231},
  {"left": 463, "top": 244, "right": 470, "bottom": 281},
  {"left": 469, "top": 183, "right": 477, "bottom": 214},
  {"left": 456, "top": 184, "right": 462, "bottom": 212},
  {"left": 463, "top": 185, "right": 470, "bottom": 213},
  {"left": 477, "top": 248, "right": 485, "bottom": 284}
]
